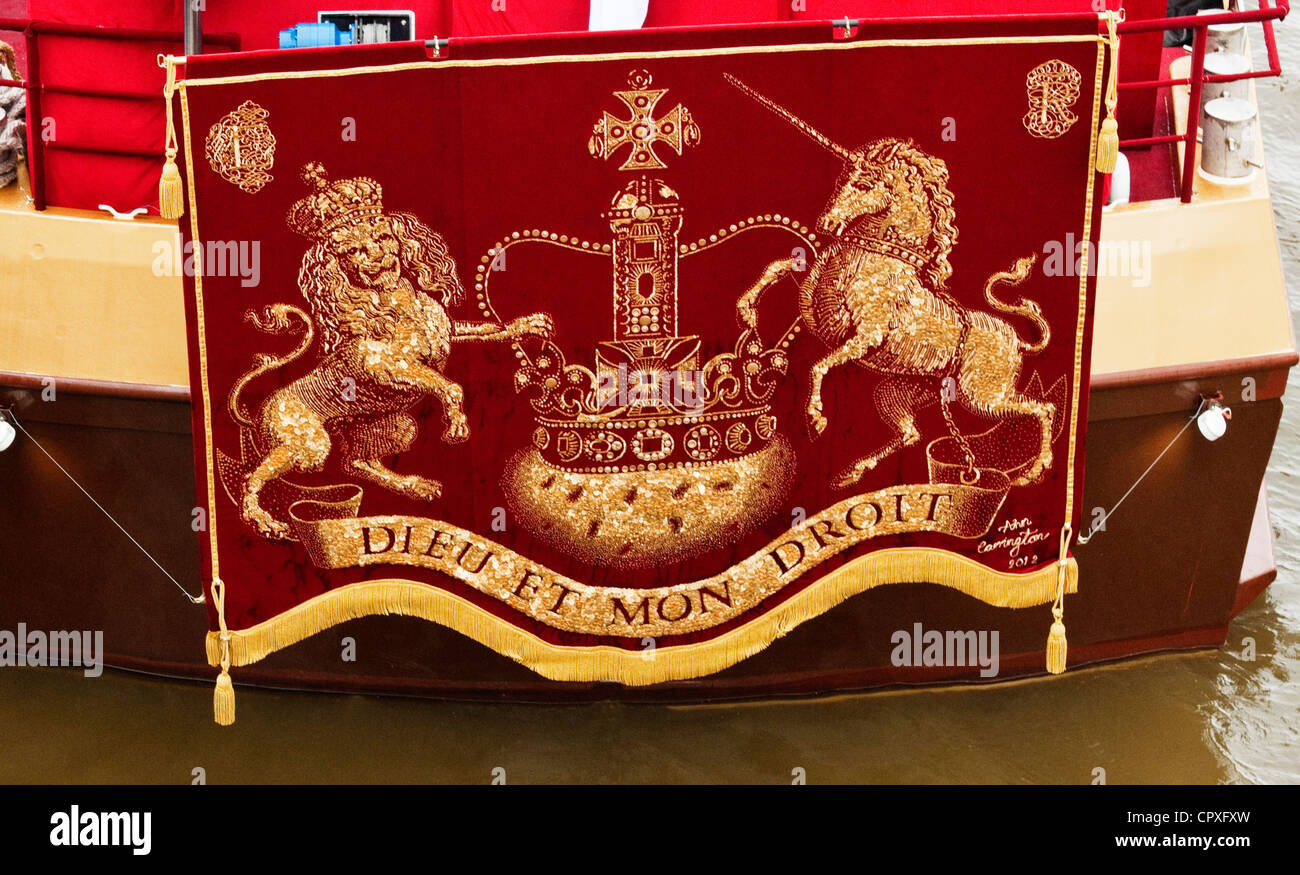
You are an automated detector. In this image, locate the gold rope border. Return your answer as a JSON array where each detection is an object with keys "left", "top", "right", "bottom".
[
  {"left": 177, "top": 34, "right": 1103, "bottom": 89},
  {"left": 178, "top": 82, "right": 221, "bottom": 582},
  {"left": 205, "top": 548, "right": 1077, "bottom": 684},
  {"left": 1064, "top": 39, "right": 1106, "bottom": 524}
]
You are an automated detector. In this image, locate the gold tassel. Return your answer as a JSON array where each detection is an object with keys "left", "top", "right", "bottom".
[
  {"left": 1095, "top": 10, "right": 1121, "bottom": 174},
  {"left": 1046, "top": 524, "right": 1074, "bottom": 674},
  {"left": 159, "top": 156, "right": 183, "bottom": 219},
  {"left": 1046, "top": 607, "right": 1068, "bottom": 674},
  {"left": 1095, "top": 117, "right": 1119, "bottom": 176},
  {"left": 158, "top": 54, "right": 184, "bottom": 219},
  {"left": 214, "top": 662, "right": 235, "bottom": 725},
  {"left": 210, "top": 579, "right": 236, "bottom": 725}
]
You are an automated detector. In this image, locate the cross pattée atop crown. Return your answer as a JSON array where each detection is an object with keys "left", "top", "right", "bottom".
[{"left": 286, "top": 162, "right": 385, "bottom": 239}]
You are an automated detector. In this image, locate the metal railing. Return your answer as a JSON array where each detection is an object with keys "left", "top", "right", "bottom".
[
  {"left": 1117, "top": 0, "right": 1290, "bottom": 203},
  {"left": 0, "top": 18, "right": 239, "bottom": 211},
  {"left": 0, "top": 6, "right": 1292, "bottom": 209}
]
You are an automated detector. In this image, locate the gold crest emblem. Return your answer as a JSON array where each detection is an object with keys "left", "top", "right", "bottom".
[
  {"left": 495, "top": 173, "right": 799, "bottom": 569},
  {"left": 1023, "top": 60, "right": 1082, "bottom": 139},
  {"left": 205, "top": 100, "right": 277, "bottom": 193},
  {"left": 589, "top": 70, "right": 701, "bottom": 171}
]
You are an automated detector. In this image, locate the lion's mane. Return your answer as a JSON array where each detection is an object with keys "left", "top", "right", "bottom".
[{"left": 297, "top": 212, "right": 465, "bottom": 354}]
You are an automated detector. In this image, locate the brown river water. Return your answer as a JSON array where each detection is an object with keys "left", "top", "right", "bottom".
[{"left": 1, "top": 20, "right": 1298, "bottom": 786}]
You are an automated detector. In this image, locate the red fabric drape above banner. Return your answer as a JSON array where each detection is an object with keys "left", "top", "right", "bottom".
[{"left": 173, "top": 16, "right": 1107, "bottom": 713}]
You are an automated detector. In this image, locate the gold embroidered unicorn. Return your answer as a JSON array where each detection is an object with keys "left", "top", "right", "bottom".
[{"left": 727, "top": 75, "right": 1056, "bottom": 489}]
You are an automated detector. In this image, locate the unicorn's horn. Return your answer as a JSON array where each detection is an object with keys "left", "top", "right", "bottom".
[{"left": 723, "top": 73, "right": 852, "bottom": 160}]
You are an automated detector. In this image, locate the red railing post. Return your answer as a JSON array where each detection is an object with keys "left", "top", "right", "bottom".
[
  {"left": 23, "top": 25, "right": 44, "bottom": 211},
  {"left": 1108, "top": 0, "right": 1289, "bottom": 204},
  {"left": 1181, "top": 25, "right": 1208, "bottom": 204},
  {"left": 1262, "top": 0, "right": 1284, "bottom": 74}
]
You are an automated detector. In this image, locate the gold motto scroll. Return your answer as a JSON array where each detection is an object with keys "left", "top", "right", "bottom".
[{"left": 286, "top": 464, "right": 1036, "bottom": 638}]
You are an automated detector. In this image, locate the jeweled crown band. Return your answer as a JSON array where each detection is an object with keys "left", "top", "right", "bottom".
[{"left": 532, "top": 408, "right": 779, "bottom": 473}]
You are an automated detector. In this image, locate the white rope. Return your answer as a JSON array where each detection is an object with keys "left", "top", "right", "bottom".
[
  {"left": 2, "top": 408, "right": 205, "bottom": 604},
  {"left": 1076, "top": 398, "right": 1207, "bottom": 544}
]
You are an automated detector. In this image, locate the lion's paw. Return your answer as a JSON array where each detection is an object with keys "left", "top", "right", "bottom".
[
  {"left": 242, "top": 500, "right": 290, "bottom": 540},
  {"left": 399, "top": 476, "right": 443, "bottom": 502},
  {"left": 443, "top": 414, "right": 470, "bottom": 444},
  {"left": 511, "top": 313, "right": 554, "bottom": 340}
]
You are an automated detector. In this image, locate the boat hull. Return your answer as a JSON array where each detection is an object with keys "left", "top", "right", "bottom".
[{"left": 0, "top": 366, "right": 1283, "bottom": 701}]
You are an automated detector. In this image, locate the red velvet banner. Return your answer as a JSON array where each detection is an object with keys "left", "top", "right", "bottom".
[{"left": 173, "top": 17, "right": 1106, "bottom": 701}]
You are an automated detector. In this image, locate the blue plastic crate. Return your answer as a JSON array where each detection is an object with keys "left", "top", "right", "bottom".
[{"left": 278, "top": 22, "right": 353, "bottom": 49}]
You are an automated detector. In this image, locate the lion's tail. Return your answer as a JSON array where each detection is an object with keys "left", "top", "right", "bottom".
[
  {"left": 984, "top": 254, "right": 1049, "bottom": 355},
  {"left": 226, "top": 304, "right": 314, "bottom": 429}
]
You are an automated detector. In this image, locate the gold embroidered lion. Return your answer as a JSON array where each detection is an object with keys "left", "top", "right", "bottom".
[{"left": 227, "top": 163, "right": 551, "bottom": 538}]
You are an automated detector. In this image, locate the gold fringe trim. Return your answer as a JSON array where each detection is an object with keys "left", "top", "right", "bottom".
[{"left": 205, "top": 548, "right": 1078, "bottom": 685}]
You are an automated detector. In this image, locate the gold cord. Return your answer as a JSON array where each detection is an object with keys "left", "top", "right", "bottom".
[
  {"left": 1046, "top": 524, "right": 1073, "bottom": 674},
  {"left": 211, "top": 578, "right": 235, "bottom": 725},
  {"left": 1094, "top": 10, "right": 1121, "bottom": 174},
  {"left": 157, "top": 54, "right": 184, "bottom": 218}
]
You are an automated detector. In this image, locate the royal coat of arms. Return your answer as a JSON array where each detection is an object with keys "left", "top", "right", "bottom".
[{"left": 170, "top": 20, "right": 1106, "bottom": 722}]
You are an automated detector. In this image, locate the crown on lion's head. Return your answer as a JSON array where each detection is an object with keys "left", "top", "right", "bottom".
[
  {"left": 287, "top": 162, "right": 385, "bottom": 238},
  {"left": 288, "top": 163, "right": 464, "bottom": 353}
]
